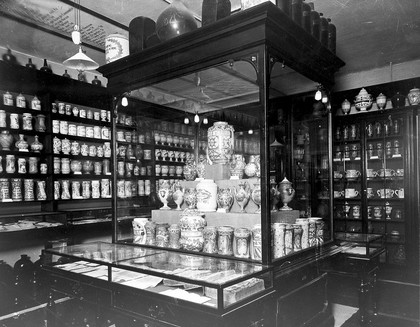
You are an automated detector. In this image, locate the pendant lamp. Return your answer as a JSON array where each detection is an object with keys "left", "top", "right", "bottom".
[
  {"left": 63, "top": 0, "right": 99, "bottom": 72},
  {"left": 63, "top": 46, "right": 99, "bottom": 71}
]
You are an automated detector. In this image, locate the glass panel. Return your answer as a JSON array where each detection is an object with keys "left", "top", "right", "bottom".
[
  {"left": 114, "top": 59, "right": 264, "bottom": 262},
  {"left": 46, "top": 242, "right": 272, "bottom": 309},
  {"left": 268, "top": 61, "right": 332, "bottom": 261}
]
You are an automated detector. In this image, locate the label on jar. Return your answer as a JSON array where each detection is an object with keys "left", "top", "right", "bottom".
[
  {"left": 3, "top": 92, "right": 13, "bottom": 106},
  {"left": 16, "top": 94, "right": 26, "bottom": 108}
]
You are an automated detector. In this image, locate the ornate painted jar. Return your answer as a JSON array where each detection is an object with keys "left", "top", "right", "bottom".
[
  {"left": 251, "top": 182, "right": 261, "bottom": 213},
  {"left": 229, "top": 154, "right": 246, "bottom": 179},
  {"left": 196, "top": 179, "right": 217, "bottom": 212},
  {"left": 354, "top": 88, "right": 373, "bottom": 111},
  {"left": 278, "top": 177, "right": 295, "bottom": 211},
  {"left": 216, "top": 187, "right": 234, "bottom": 213},
  {"left": 407, "top": 87, "right": 420, "bottom": 105},
  {"left": 233, "top": 182, "right": 251, "bottom": 212},
  {"left": 207, "top": 121, "right": 234, "bottom": 164}
]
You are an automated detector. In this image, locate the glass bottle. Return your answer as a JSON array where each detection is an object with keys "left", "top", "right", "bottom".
[
  {"left": 40, "top": 59, "right": 52, "bottom": 73},
  {"left": 62, "top": 69, "right": 71, "bottom": 78},
  {"left": 25, "top": 58, "right": 36, "bottom": 69},
  {"left": 291, "top": 0, "right": 302, "bottom": 27},
  {"left": 14, "top": 254, "right": 34, "bottom": 285},
  {"left": 308, "top": 2, "right": 320, "bottom": 40},
  {"left": 277, "top": 0, "right": 290, "bottom": 16},
  {"left": 92, "top": 76, "right": 102, "bottom": 86},
  {"left": 327, "top": 18, "right": 336, "bottom": 53},
  {"left": 301, "top": 0, "right": 311, "bottom": 33},
  {"left": 319, "top": 13, "right": 329, "bottom": 47},
  {"left": 2, "top": 47, "right": 17, "bottom": 64}
]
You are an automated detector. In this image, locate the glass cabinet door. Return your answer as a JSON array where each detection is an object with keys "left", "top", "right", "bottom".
[
  {"left": 364, "top": 114, "right": 406, "bottom": 265},
  {"left": 332, "top": 120, "right": 363, "bottom": 234},
  {"left": 333, "top": 112, "right": 410, "bottom": 265}
]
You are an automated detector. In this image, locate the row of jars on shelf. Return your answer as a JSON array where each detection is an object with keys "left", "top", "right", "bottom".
[
  {"left": 0, "top": 178, "right": 46, "bottom": 202},
  {"left": 117, "top": 160, "right": 183, "bottom": 178},
  {"left": 343, "top": 87, "right": 420, "bottom": 114},
  {"left": 335, "top": 119, "right": 401, "bottom": 141},
  {"left": 0, "top": 155, "right": 47, "bottom": 174},
  {"left": 0, "top": 133, "right": 44, "bottom": 152},
  {"left": 117, "top": 179, "right": 152, "bottom": 198},
  {"left": 0, "top": 111, "right": 46, "bottom": 132},
  {"left": 53, "top": 120, "right": 110, "bottom": 139},
  {"left": 152, "top": 131, "right": 199, "bottom": 149},
  {"left": 54, "top": 179, "right": 111, "bottom": 200},
  {"left": 338, "top": 202, "right": 403, "bottom": 220},
  {"left": 131, "top": 216, "right": 324, "bottom": 260},
  {"left": 53, "top": 137, "right": 112, "bottom": 157},
  {"left": 334, "top": 187, "right": 404, "bottom": 199},
  {"left": 116, "top": 162, "right": 153, "bottom": 177},
  {"left": 333, "top": 168, "right": 404, "bottom": 180},
  {"left": 2, "top": 92, "right": 41, "bottom": 110},
  {"left": 52, "top": 102, "right": 110, "bottom": 122},
  {"left": 333, "top": 141, "right": 402, "bottom": 160},
  {"left": 155, "top": 148, "right": 193, "bottom": 162},
  {"left": 53, "top": 158, "right": 111, "bottom": 175},
  {"left": 158, "top": 179, "right": 261, "bottom": 213}
]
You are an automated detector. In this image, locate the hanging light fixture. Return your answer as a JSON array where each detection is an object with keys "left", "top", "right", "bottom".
[
  {"left": 121, "top": 96, "right": 128, "bottom": 107},
  {"left": 203, "top": 117, "right": 208, "bottom": 125},
  {"left": 63, "top": 0, "right": 99, "bottom": 73},
  {"left": 194, "top": 112, "right": 200, "bottom": 123},
  {"left": 315, "top": 84, "right": 323, "bottom": 101}
]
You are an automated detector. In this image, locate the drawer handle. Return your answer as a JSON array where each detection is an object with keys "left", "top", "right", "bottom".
[{"left": 148, "top": 304, "right": 165, "bottom": 319}]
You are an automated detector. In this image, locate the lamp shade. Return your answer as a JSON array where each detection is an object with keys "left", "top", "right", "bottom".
[{"left": 63, "top": 46, "right": 99, "bottom": 71}]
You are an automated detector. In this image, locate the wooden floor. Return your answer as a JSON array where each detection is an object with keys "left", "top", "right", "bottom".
[{"left": 333, "top": 304, "right": 420, "bottom": 327}]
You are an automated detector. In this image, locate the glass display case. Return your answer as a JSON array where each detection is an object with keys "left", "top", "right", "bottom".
[
  {"left": 332, "top": 108, "right": 415, "bottom": 265},
  {"left": 335, "top": 232, "right": 385, "bottom": 258},
  {"left": 98, "top": 2, "right": 344, "bottom": 266},
  {"left": 43, "top": 241, "right": 273, "bottom": 310}
]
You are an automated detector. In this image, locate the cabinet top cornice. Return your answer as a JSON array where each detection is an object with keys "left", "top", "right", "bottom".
[{"left": 98, "top": 2, "right": 345, "bottom": 94}]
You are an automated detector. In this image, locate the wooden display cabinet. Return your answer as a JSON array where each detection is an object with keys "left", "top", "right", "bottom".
[{"left": 41, "top": 2, "right": 345, "bottom": 326}]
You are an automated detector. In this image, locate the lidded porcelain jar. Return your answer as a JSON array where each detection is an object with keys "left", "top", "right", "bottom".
[
  {"left": 22, "top": 113, "right": 33, "bottom": 130},
  {"left": 407, "top": 87, "right": 420, "bottom": 105},
  {"left": 376, "top": 93, "right": 387, "bottom": 110},
  {"left": 30, "top": 135, "right": 43, "bottom": 152},
  {"left": 15, "top": 134, "right": 29, "bottom": 151},
  {"left": 196, "top": 179, "right": 217, "bottom": 212},
  {"left": 0, "top": 130, "right": 14, "bottom": 150},
  {"left": 207, "top": 121, "right": 234, "bottom": 164},
  {"left": 354, "top": 88, "right": 373, "bottom": 111}
]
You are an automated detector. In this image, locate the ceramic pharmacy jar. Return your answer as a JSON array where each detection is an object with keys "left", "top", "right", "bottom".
[
  {"left": 407, "top": 87, "right": 420, "bottom": 105},
  {"left": 132, "top": 218, "right": 149, "bottom": 244},
  {"left": 207, "top": 121, "right": 234, "bottom": 164},
  {"left": 217, "top": 226, "right": 234, "bottom": 256},
  {"left": 0, "top": 130, "right": 14, "bottom": 150},
  {"left": 30, "top": 135, "right": 43, "bottom": 152},
  {"left": 196, "top": 179, "right": 217, "bottom": 212},
  {"left": 15, "top": 134, "right": 29, "bottom": 151},
  {"left": 216, "top": 187, "right": 234, "bottom": 213},
  {"left": 234, "top": 227, "right": 250, "bottom": 258}
]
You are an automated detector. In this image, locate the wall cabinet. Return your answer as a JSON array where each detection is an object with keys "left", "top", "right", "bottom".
[
  {"left": 332, "top": 106, "right": 417, "bottom": 266},
  {"left": 0, "top": 61, "right": 113, "bottom": 237}
]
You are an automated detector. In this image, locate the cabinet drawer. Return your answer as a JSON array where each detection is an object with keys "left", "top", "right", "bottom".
[
  {"left": 114, "top": 289, "right": 214, "bottom": 327},
  {"left": 51, "top": 274, "right": 112, "bottom": 306}
]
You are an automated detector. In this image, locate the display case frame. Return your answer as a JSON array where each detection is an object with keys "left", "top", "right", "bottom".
[{"left": 98, "top": 2, "right": 344, "bottom": 266}]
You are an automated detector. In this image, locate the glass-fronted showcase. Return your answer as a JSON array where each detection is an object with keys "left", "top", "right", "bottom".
[
  {"left": 99, "top": 2, "right": 344, "bottom": 267},
  {"left": 332, "top": 108, "right": 415, "bottom": 265}
]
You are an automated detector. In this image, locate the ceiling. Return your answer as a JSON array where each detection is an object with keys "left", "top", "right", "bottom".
[{"left": 0, "top": 0, "right": 420, "bottom": 82}]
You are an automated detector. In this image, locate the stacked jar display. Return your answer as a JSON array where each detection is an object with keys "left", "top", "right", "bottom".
[
  {"left": 115, "top": 113, "right": 153, "bottom": 199},
  {"left": 0, "top": 91, "right": 49, "bottom": 202},
  {"left": 51, "top": 101, "right": 112, "bottom": 201}
]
